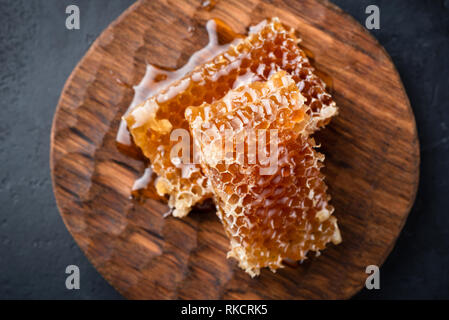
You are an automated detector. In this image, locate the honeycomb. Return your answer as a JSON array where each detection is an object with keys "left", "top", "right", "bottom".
[
  {"left": 124, "top": 17, "right": 337, "bottom": 217},
  {"left": 186, "top": 72, "right": 341, "bottom": 276}
]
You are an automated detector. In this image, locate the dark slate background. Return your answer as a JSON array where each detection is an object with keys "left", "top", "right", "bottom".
[{"left": 0, "top": 0, "right": 448, "bottom": 300}]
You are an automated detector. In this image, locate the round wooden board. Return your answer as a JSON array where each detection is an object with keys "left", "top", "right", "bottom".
[{"left": 50, "top": 0, "right": 419, "bottom": 299}]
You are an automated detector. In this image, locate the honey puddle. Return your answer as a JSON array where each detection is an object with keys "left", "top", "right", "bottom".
[
  {"left": 130, "top": 166, "right": 162, "bottom": 201},
  {"left": 201, "top": 0, "right": 217, "bottom": 11}
]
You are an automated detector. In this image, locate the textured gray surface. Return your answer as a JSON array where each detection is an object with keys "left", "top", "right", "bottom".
[{"left": 0, "top": 0, "right": 448, "bottom": 299}]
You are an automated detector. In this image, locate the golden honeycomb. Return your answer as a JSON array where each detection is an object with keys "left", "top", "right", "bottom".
[
  {"left": 125, "top": 17, "right": 337, "bottom": 217},
  {"left": 186, "top": 72, "right": 341, "bottom": 276}
]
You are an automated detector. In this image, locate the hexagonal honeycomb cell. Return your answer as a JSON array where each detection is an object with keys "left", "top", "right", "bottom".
[
  {"left": 186, "top": 72, "right": 341, "bottom": 276},
  {"left": 125, "top": 17, "right": 337, "bottom": 217}
]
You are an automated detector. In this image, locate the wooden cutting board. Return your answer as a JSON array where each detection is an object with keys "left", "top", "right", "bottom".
[{"left": 50, "top": 0, "right": 419, "bottom": 299}]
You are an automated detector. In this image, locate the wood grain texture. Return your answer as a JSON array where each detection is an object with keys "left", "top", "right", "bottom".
[{"left": 50, "top": 0, "right": 419, "bottom": 299}]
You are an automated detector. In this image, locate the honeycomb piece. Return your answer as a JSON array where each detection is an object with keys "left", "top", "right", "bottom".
[
  {"left": 186, "top": 72, "right": 341, "bottom": 276},
  {"left": 125, "top": 17, "right": 337, "bottom": 217}
]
